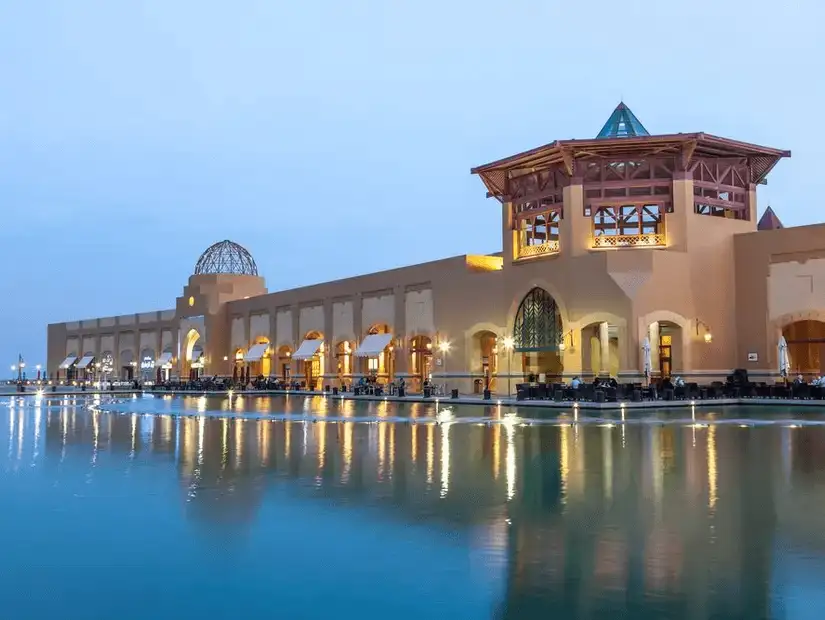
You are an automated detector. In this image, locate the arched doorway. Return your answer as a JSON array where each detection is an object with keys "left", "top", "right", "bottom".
[
  {"left": 184, "top": 329, "right": 204, "bottom": 380},
  {"left": 783, "top": 320, "right": 825, "bottom": 378},
  {"left": 363, "top": 324, "right": 393, "bottom": 383},
  {"left": 139, "top": 348, "right": 155, "bottom": 382},
  {"left": 244, "top": 338, "right": 271, "bottom": 381},
  {"left": 581, "top": 322, "right": 619, "bottom": 378},
  {"left": 646, "top": 320, "right": 682, "bottom": 379},
  {"left": 471, "top": 331, "right": 497, "bottom": 392},
  {"left": 233, "top": 348, "right": 245, "bottom": 384},
  {"left": 120, "top": 349, "right": 134, "bottom": 381},
  {"left": 513, "top": 287, "right": 564, "bottom": 382},
  {"left": 409, "top": 335, "right": 433, "bottom": 392},
  {"left": 277, "top": 345, "right": 292, "bottom": 382},
  {"left": 335, "top": 341, "right": 353, "bottom": 386},
  {"left": 299, "top": 331, "right": 324, "bottom": 390}
]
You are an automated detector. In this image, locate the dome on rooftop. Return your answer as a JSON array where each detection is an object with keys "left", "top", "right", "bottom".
[{"left": 194, "top": 240, "right": 258, "bottom": 276}]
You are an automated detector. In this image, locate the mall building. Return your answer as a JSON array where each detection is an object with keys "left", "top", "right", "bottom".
[{"left": 46, "top": 104, "right": 825, "bottom": 394}]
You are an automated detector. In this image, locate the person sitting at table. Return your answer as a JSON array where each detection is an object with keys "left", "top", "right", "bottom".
[
  {"left": 608, "top": 377, "right": 618, "bottom": 389},
  {"left": 661, "top": 376, "right": 674, "bottom": 391},
  {"left": 673, "top": 376, "right": 685, "bottom": 387},
  {"left": 571, "top": 376, "right": 581, "bottom": 389},
  {"left": 794, "top": 374, "right": 805, "bottom": 385},
  {"left": 593, "top": 377, "right": 602, "bottom": 388}
]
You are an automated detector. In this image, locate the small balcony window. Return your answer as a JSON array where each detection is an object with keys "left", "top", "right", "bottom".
[
  {"left": 591, "top": 203, "right": 666, "bottom": 248},
  {"left": 516, "top": 210, "right": 561, "bottom": 259}
]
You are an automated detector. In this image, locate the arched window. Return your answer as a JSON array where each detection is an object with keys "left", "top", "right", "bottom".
[{"left": 513, "top": 288, "right": 562, "bottom": 351}]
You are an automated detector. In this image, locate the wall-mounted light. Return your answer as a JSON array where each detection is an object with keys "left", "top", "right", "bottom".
[
  {"left": 500, "top": 336, "right": 514, "bottom": 352},
  {"left": 696, "top": 319, "right": 713, "bottom": 344},
  {"left": 438, "top": 341, "right": 451, "bottom": 354},
  {"left": 558, "top": 330, "right": 574, "bottom": 352}
]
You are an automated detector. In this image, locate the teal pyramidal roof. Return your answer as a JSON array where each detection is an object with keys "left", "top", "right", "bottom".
[{"left": 596, "top": 102, "right": 649, "bottom": 138}]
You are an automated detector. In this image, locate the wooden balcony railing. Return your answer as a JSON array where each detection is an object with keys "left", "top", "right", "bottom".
[
  {"left": 517, "top": 241, "right": 560, "bottom": 259},
  {"left": 591, "top": 233, "right": 666, "bottom": 249}
]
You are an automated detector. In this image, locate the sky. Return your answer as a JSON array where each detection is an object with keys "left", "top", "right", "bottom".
[{"left": 0, "top": 0, "right": 823, "bottom": 370}]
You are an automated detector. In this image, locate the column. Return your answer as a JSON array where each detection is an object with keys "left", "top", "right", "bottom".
[
  {"left": 599, "top": 322, "right": 610, "bottom": 377},
  {"left": 649, "top": 322, "right": 660, "bottom": 377},
  {"left": 393, "top": 286, "right": 408, "bottom": 379},
  {"left": 291, "top": 304, "right": 301, "bottom": 380},
  {"left": 323, "top": 300, "right": 335, "bottom": 384},
  {"left": 353, "top": 294, "right": 363, "bottom": 377}
]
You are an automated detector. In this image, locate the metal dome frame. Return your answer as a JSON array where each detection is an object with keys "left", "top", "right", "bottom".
[{"left": 194, "top": 240, "right": 258, "bottom": 276}]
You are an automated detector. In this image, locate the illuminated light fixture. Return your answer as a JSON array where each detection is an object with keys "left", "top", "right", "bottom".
[
  {"left": 188, "top": 296, "right": 195, "bottom": 307},
  {"left": 696, "top": 318, "right": 712, "bottom": 344},
  {"left": 558, "top": 330, "right": 573, "bottom": 352},
  {"left": 438, "top": 341, "right": 451, "bottom": 354},
  {"left": 223, "top": 356, "right": 229, "bottom": 361},
  {"left": 501, "top": 336, "right": 514, "bottom": 352}
]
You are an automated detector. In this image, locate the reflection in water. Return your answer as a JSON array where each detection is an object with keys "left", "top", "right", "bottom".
[{"left": 4, "top": 395, "right": 825, "bottom": 618}]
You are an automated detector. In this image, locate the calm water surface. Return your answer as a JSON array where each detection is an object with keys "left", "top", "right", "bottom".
[{"left": 2, "top": 394, "right": 825, "bottom": 619}]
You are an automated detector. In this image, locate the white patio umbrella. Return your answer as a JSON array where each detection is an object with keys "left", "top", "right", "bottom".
[
  {"left": 642, "top": 337, "right": 652, "bottom": 383},
  {"left": 778, "top": 335, "right": 790, "bottom": 380}
]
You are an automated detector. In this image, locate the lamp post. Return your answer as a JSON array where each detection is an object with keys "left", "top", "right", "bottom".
[
  {"left": 438, "top": 341, "right": 451, "bottom": 394},
  {"left": 502, "top": 337, "right": 514, "bottom": 398},
  {"left": 11, "top": 364, "right": 16, "bottom": 382}
]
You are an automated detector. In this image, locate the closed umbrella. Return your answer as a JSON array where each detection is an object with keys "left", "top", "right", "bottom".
[
  {"left": 778, "top": 335, "right": 790, "bottom": 381},
  {"left": 642, "top": 337, "right": 652, "bottom": 384},
  {"left": 232, "top": 365, "right": 238, "bottom": 384}
]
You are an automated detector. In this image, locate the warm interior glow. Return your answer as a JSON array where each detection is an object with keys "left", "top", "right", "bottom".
[
  {"left": 704, "top": 332, "right": 713, "bottom": 344},
  {"left": 188, "top": 296, "right": 194, "bottom": 307}
]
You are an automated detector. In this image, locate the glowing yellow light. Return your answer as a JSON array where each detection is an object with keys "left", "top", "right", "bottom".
[
  {"left": 188, "top": 296, "right": 195, "bottom": 307},
  {"left": 438, "top": 341, "right": 451, "bottom": 354},
  {"left": 704, "top": 332, "right": 713, "bottom": 344}
]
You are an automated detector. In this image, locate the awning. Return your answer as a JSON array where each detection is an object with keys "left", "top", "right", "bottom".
[
  {"left": 244, "top": 343, "right": 270, "bottom": 362},
  {"left": 354, "top": 333, "right": 393, "bottom": 358},
  {"left": 155, "top": 352, "right": 173, "bottom": 367},
  {"left": 76, "top": 355, "right": 95, "bottom": 369},
  {"left": 58, "top": 356, "right": 77, "bottom": 369},
  {"left": 293, "top": 339, "right": 323, "bottom": 360}
]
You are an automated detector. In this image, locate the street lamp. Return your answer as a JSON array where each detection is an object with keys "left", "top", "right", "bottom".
[
  {"left": 438, "top": 341, "right": 451, "bottom": 393},
  {"left": 501, "top": 337, "right": 514, "bottom": 398}
]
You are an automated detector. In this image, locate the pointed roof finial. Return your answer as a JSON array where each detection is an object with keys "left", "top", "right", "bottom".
[
  {"left": 757, "top": 206, "right": 784, "bottom": 231},
  {"left": 596, "top": 102, "right": 650, "bottom": 139}
]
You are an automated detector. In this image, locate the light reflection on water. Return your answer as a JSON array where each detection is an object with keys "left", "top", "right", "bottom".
[{"left": 2, "top": 395, "right": 825, "bottom": 618}]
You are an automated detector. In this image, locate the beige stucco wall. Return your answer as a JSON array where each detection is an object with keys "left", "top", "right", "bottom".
[
  {"left": 275, "top": 310, "right": 292, "bottom": 348},
  {"left": 362, "top": 293, "right": 395, "bottom": 331},
  {"left": 405, "top": 289, "right": 434, "bottom": 337},
  {"left": 332, "top": 300, "right": 354, "bottom": 344},
  {"left": 250, "top": 313, "right": 270, "bottom": 342},
  {"left": 299, "top": 305, "right": 324, "bottom": 338},
  {"left": 230, "top": 316, "right": 246, "bottom": 351}
]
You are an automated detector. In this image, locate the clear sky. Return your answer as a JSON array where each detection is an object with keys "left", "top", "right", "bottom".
[{"left": 1, "top": 0, "right": 823, "bottom": 371}]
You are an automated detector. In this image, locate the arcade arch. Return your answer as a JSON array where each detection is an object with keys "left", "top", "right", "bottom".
[
  {"left": 782, "top": 320, "right": 825, "bottom": 378},
  {"left": 512, "top": 287, "right": 564, "bottom": 381}
]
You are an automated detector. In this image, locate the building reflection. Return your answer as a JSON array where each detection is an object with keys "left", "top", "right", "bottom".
[{"left": 15, "top": 397, "right": 825, "bottom": 617}]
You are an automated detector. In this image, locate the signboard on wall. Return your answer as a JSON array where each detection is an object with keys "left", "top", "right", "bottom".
[
  {"left": 140, "top": 357, "right": 155, "bottom": 370},
  {"left": 748, "top": 352, "right": 758, "bottom": 362}
]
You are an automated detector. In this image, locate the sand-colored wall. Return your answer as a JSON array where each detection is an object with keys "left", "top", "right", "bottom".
[{"left": 735, "top": 223, "right": 825, "bottom": 378}]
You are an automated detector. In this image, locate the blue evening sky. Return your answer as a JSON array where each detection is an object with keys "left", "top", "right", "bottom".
[{"left": 0, "top": 0, "right": 823, "bottom": 370}]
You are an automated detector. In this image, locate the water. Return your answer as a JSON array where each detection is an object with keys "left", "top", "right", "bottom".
[{"left": 2, "top": 394, "right": 825, "bottom": 619}]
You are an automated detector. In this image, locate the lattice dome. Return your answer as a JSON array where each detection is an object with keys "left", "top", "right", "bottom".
[{"left": 194, "top": 240, "right": 258, "bottom": 276}]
